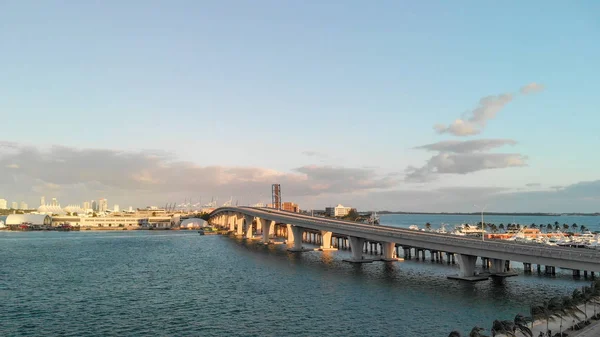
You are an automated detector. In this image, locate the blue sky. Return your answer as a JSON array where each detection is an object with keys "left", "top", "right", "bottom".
[{"left": 1, "top": 1, "right": 599, "bottom": 212}]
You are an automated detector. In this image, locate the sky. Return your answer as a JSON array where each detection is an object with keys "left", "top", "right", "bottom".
[{"left": 1, "top": 1, "right": 599, "bottom": 212}]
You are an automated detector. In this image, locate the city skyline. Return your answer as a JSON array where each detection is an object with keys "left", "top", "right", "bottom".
[{"left": 1, "top": 2, "right": 599, "bottom": 212}]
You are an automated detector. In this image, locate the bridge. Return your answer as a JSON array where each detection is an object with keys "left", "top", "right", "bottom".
[{"left": 209, "top": 207, "right": 600, "bottom": 281}]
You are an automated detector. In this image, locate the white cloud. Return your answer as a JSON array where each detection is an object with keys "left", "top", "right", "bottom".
[
  {"left": 405, "top": 152, "right": 527, "bottom": 182},
  {"left": 435, "top": 93, "right": 513, "bottom": 136},
  {"left": 520, "top": 82, "right": 545, "bottom": 94},
  {"left": 415, "top": 139, "right": 518, "bottom": 153}
]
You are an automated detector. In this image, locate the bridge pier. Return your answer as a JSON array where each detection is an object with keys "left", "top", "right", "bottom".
[
  {"left": 286, "top": 224, "right": 295, "bottom": 243},
  {"left": 235, "top": 215, "right": 244, "bottom": 236},
  {"left": 288, "top": 226, "right": 311, "bottom": 252},
  {"left": 381, "top": 242, "right": 397, "bottom": 261},
  {"left": 243, "top": 216, "right": 254, "bottom": 239},
  {"left": 448, "top": 254, "right": 488, "bottom": 282},
  {"left": 319, "top": 231, "right": 336, "bottom": 251},
  {"left": 261, "top": 219, "right": 273, "bottom": 244},
  {"left": 343, "top": 236, "right": 373, "bottom": 263}
]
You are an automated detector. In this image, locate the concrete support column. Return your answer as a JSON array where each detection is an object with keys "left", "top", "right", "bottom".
[
  {"left": 457, "top": 254, "right": 478, "bottom": 278},
  {"left": 228, "top": 214, "right": 235, "bottom": 232},
  {"left": 346, "top": 236, "right": 366, "bottom": 262},
  {"left": 244, "top": 216, "right": 254, "bottom": 239},
  {"left": 489, "top": 258, "right": 506, "bottom": 274},
  {"left": 260, "top": 219, "right": 272, "bottom": 244},
  {"left": 255, "top": 218, "right": 263, "bottom": 234},
  {"left": 382, "top": 242, "right": 396, "bottom": 261},
  {"left": 286, "top": 224, "right": 295, "bottom": 243},
  {"left": 235, "top": 215, "right": 243, "bottom": 236},
  {"left": 319, "top": 231, "right": 334, "bottom": 250},
  {"left": 288, "top": 226, "right": 305, "bottom": 252}
]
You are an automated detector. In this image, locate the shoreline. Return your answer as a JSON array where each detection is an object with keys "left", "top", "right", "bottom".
[{"left": 509, "top": 300, "right": 600, "bottom": 337}]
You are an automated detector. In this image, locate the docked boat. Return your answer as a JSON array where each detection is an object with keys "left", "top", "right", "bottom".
[
  {"left": 408, "top": 225, "right": 420, "bottom": 231},
  {"left": 453, "top": 224, "right": 486, "bottom": 237}
]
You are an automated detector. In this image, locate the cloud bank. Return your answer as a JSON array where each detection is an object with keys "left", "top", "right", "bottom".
[{"left": 0, "top": 142, "right": 397, "bottom": 207}]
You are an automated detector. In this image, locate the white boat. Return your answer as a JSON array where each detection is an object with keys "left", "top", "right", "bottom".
[
  {"left": 368, "top": 212, "right": 380, "bottom": 225},
  {"left": 409, "top": 225, "right": 419, "bottom": 231},
  {"left": 453, "top": 224, "right": 486, "bottom": 237},
  {"left": 436, "top": 224, "right": 448, "bottom": 234}
]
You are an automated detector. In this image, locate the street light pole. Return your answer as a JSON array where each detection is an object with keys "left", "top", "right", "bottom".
[{"left": 474, "top": 204, "right": 488, "bottom": 242}]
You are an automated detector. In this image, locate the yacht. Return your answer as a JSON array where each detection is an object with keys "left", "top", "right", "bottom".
[
  {"left": 408, "top": 225, "right": 419, "bottom": 231},
  {"left": 453, "top": 224, "right": 486, "bottom": 237},
  {"left": 367, "top": 212, "right": 380, "bottom": 225},
  {"left": 436, "top": 223, "right": 448, "bottom": 234}
]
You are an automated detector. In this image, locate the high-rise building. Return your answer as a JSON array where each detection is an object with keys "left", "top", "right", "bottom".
[
  {"left": 20, "top": 202, "right": 28, "bottom": 210},
  {"left": 113, "top": 204, "right": 119, "bottom": 212},
  {"left": 83, "top": 201, "right": 91, "bottom": 210},
  {"left": 11, "top": 201, "right": 18, "bottom": 209},
  {"left": 271, "top": 184, "right": 281, "bottom": 210},
  {"left": 99, "top": 198, "right": 108, "bottom": 212},
  {"left": 128, "top": 206, "right": 133, "bottom": 212},
  {"left": 0, "top": 199, "right": 7, "bottom": 209},
  {"left": 51, "top": 198, "right": 58, "bottom": 206},
  {"left": 91, "top": 200, "right": 97, "bottom": 212},
  {"left": 40, "top": 196, "right": 45, "bottom": 206}
]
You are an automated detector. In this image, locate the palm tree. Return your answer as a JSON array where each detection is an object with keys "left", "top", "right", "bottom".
[
  {"left": 563, "top": 224, "right": 569, "bottom": 231},
  {"left": 514, "top": 314, "right": 533, "bottom": 337},
  {"left": 555, "top": 224, "right": 560, "bottom": 231},
  {"left": 531, "top": 223, "right": 537, "bottom": 229},
  {"left": 580, "top": 225, "right": 587, "bottom": 233},
  {"left": 491, "top": 320, "right": 515, "bottom": 337},
  {"left": 499, "top": 223, "right": 505, "bottom": 232},
  {"left": 425, "top": 222, "right": 431, "bottom": 231},
  {"left": 572, "top": 223, "right": 578, "bottom": 231},
  {"left": 561, "top": 295, "right": 584, "bottom": 334},
  {"left": 555, "top": 221, "right": 559, "bottom": 227},
  {"left": 448, "top": 331, "right": 462, "bottom": 337},
  {"left": 468, "top": 326, "right": 489, "bottom": 337},
  {"left": 531, "top": 299, "right": 560, "bottom": 334}
]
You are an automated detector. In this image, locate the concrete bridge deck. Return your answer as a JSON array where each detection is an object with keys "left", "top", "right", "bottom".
[{"left": 209, "top": 207, "right": 600, "bottom": 280}]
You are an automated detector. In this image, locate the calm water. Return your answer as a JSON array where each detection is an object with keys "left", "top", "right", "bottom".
[
  {"left": 2, "top": 216, "right": 597, "bottom": 336},
  {"left": 382, "top": 214, "right": 600, "bottom": 232}
]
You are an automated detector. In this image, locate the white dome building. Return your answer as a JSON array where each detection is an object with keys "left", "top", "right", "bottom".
[
  {"left": 180, "top": 218, "right": 207, "bottom": 229},
  {"left": 37, "top": 204, "right": 66, "bottom": 215},
  {"left": 6, "top": 214, "right": 52, "bottom": 226}
]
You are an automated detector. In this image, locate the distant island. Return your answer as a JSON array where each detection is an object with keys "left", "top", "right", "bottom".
[{"left": 377, "top": 211, "right": 600, "bottom": 216}]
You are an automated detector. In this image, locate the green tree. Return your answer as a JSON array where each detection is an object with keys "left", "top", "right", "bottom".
[
  {"left": 73, "top": 212, "right": 78, "bottom": 216},
  {"left": 531, "top": 299, "right": 560, "bottom": 334},
  {"left": 563, "top": 224, "right": 569, "bottom": 231},
  {"left": 572, "top": 223, "right": 578, "bottom": 231},
  {"left": 92, "top": 212, "right": 98, "bottom": 217},
  {"left": 342, "top": 209, "right": 360, "bottom": 221},
  {"left": 425, "top": 222, "right": 432, "bottom": 231},
  {"left": 151, "top": 211, "right": 157, "bottom": 217},
  {"left": 468, "top": 327, "right": 488, "bottom": 337},
  {"left": 498, "top": 223, "right": 505, "bottom": 232}
]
